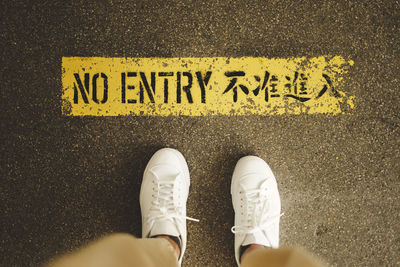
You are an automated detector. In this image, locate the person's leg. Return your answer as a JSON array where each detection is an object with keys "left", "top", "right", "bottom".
[
  {"left": 240, "top": 246, "right": 324, "bottom": 267},
  {"left": 230, "top": 156, "right": 325, "bottom": 267},
  {"left": 46, "top": 233, "right": 178, "bottom": 267},
  {"left": 47, "top": 148, "right": 197, "bottom": 267}
]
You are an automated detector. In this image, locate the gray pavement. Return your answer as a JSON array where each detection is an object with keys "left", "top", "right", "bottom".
[{"left": 1, "top": 1, "right": 399, "bottom": 266}]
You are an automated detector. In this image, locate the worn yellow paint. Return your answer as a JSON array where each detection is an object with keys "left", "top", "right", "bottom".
[{"left": 61, "top": 56, "right": 354, "bottom": 116}]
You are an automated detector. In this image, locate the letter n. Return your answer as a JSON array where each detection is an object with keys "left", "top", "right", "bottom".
[{"left": 73, "top": 73, "right": 90, "bottom": 104}]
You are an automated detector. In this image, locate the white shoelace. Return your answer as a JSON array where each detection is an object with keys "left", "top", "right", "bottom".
[
  {"left": 147, "top": 171, "right": 199, "bottom": 228},
  {"left": 231, "top": 187, "right": 282, "bottom": 235}
]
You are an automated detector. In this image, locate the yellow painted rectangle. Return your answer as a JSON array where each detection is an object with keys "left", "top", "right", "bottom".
[{"left": 61, "top": 56, "right": 354, "bottom": 116}]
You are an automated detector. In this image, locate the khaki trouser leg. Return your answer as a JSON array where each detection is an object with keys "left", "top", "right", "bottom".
[
  {"left": 46, "top": 233, "right": 179, "bottom": 267},
  {"left": 241, "top": 247, "right": 325, "bottom": 267}
]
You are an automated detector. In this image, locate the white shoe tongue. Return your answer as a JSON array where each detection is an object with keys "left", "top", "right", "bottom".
[
  {"left": 150, "top": 220, "right": 180, "bottom": 237},
  {"left": 242, "top": 231, "right": 271, "bottom": 247}
]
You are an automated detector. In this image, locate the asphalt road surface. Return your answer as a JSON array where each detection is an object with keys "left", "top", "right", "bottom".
[{"left": 1, "top": 1, "right": 399, "bottom": 266}]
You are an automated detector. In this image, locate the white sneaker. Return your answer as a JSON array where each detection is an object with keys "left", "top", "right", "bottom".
[
  {"left": 140, "top": 148, "right": 198, "bottom": 266},
  {"left": 231, "top": 156, "right": 282, "bottom": 266}
]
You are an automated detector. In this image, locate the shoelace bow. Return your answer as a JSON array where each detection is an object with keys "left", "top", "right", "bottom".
[
  {"left": 147, "top": 170, "right": 199, "bottom": 227},
  {"left": 231, "top": 187, "right": 283, "bottom": 235}
]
